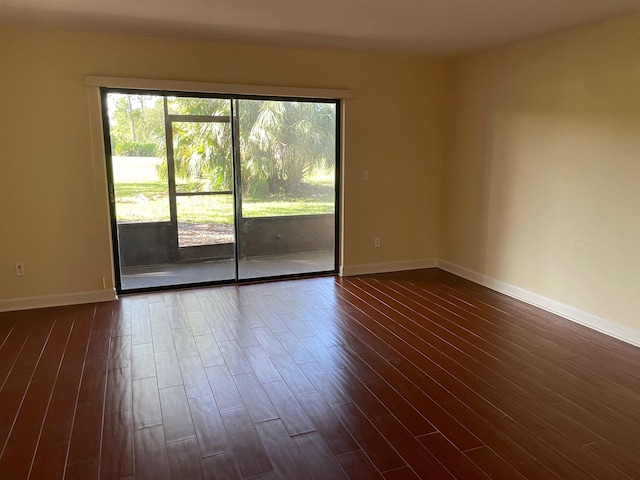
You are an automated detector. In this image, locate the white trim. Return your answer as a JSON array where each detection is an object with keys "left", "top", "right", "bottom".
[
  {"left": 3, "top": 258, "right": 637, "bottom": 347},
  {"left": 340, "top": 258, "right": 437, "bottom": 277},
  {"left": 437, "top": 260, "right": 640, "bottom": 348},
  {"left": 0, "top": 289, "right": 117, "bottom": 313},
  {"left": 436, "top": 260, "right": 485, "bottom": 285},
  {"left": 85, "top": 85, "right": 118, "bottom": 292},
  {"left": 338, "top": 105, "right": 347, "bottom": 272},
  {"left": 84, "top": 76, "right": 355, "bottom": 99}
]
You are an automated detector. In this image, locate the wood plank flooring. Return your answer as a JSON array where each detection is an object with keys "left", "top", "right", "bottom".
[{"left": 1, "top": 268, "right": 639, "bottom": 479}]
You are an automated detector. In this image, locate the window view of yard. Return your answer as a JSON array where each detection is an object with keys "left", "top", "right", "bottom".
[
  {"left": 108, "top": 94, "right": 337, "bottom": 226},
  {"left": 107, "top": 92, "right": 337, "bottom": 286},
  {"left": 112, "top": 157, "right": 336, "bottom": 224}
]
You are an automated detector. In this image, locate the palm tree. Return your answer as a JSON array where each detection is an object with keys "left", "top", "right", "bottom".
[
  {"left": 169, "top": 97, "right": 233, "bottom": 192},
  {"left": 241, "top": 100, "right": 336, "bottom": 195},
  {"left": 164, "top": 97, "right": 336, "bottom": 196}
]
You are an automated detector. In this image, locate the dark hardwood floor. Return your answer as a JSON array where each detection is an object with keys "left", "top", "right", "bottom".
[{"left": 1, "top": 269, "right": 639, "bottom": 479}]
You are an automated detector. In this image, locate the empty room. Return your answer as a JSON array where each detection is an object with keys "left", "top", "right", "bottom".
[{"left": 1, "top": 0, "right": 639, "bottom": 478}]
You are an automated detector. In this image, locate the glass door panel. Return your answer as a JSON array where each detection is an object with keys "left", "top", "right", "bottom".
[
  {"left": 104, "top": 92, "right": 175, "bottom": 291},
  {"left": 236, "top": 99, "right": 337, "bottom": 280}
]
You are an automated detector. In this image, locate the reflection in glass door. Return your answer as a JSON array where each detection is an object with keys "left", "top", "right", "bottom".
[{"left": 103, "top": 90, "right": 338, "bottom": 292}]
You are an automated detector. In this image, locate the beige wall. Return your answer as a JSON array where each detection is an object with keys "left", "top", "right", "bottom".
[
  {"left": 2, "top": 14, "right": 638, "bottom": 339},
  {"left": 442, "top": 14, "right": 640, "bottom": 332},
  {"left": 0, "top": 26, "right": 447, "bottom": 303}
]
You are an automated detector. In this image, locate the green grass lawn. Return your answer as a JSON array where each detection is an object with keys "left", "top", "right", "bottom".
[{"left": 113, "top": 157, "right": 335, "bottom": 223}]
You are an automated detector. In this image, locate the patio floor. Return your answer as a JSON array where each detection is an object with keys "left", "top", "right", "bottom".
[{"left": 120, "top": 250, "right": 336, "bottom": 291}]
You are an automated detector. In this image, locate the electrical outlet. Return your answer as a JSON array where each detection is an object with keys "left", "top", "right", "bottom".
[
  {"left": 15, "top": 263, "right": 26, "bottom": 276},
  {"left": 374, "top": 237, "right": 381, "bottom": 248}
]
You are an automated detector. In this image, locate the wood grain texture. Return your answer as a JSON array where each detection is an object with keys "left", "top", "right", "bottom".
[{"left": 0, "top": 269, "right": 638, "bottom": 479}]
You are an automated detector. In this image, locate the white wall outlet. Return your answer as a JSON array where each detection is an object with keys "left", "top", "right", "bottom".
[
  {"left": 374, "top": 237, "right": 381, "bottom": 247},
  {"left": 15, "top": 263, "right": 26, "bottom": 276}
]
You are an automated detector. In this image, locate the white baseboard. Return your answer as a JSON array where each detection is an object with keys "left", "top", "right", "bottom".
[
  {"left": 3, "top": 260, "right": 637, "bottom": 349},
  {"left": 437, "top": 260, "right": 640, "bottom": 348},
  {"left": 340, "top": 258, "right": 437, "bottom": 277},
  {"left": 0, "top": 289, "right": 117, "bottom": 312}
]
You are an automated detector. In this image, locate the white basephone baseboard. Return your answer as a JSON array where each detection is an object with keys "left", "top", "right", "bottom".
[
  {"left": 0, "top": 289, "right": 117, "bottom": 312},
  {"left": 2, "top": 259, "right": 638, "bottom": 349},
  {"left": 437, "top": 260, "right": 640, "bottom": 348},
  {"left": 340, "top": 258, "right": 437, "bottom": 277}
]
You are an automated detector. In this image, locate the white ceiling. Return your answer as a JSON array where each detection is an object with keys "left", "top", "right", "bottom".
[{"left": 1, "top": 0, "right": 640, "bottom": 54}]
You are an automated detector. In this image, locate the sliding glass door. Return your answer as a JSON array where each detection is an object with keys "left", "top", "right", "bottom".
[
  {"left": 235, "top": 99, "right": 337, "bottom": 280},
  {"left": 103, "top": 90, "right": 338, "bottom": 292}
]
